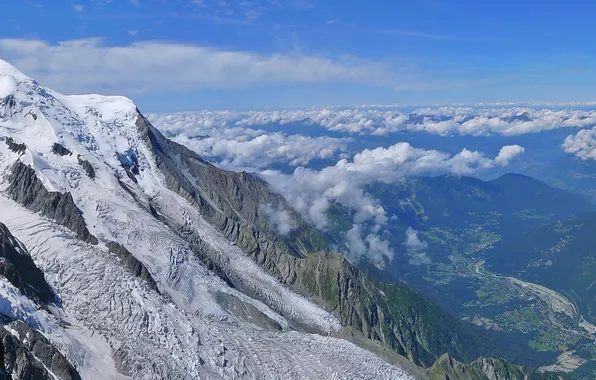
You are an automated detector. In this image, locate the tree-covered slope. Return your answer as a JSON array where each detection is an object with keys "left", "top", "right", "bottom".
[{"left": 488, "top": 211, "right": 596, "bottom": 324}]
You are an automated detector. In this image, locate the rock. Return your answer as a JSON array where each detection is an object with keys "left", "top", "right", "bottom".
[
  {"left": 51, "top": 143, "right": 72, "bottom": 156},
  {"left": 77, "top": 156, "right": 95, "bottom": 179},
  {"left": 7, "top": 160, "right": 98, "bottom": 245},
  {"left": 105, "top": 241, "right": 158, "bottom": 291},
  {"left": 0, "top": 223, "right": 55, "bottom": 305},
  {"left": 4, "top": 137, "right": 26, "bottom": 155}
]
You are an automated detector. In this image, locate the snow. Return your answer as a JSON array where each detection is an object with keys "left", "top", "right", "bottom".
[{"left": 0, "top": 59, "right": 415, "bottom": 379}]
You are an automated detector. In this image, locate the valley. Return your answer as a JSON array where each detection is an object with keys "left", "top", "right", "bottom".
[{"left": 326, "top": 175, "right": 596, "bottom": 377}]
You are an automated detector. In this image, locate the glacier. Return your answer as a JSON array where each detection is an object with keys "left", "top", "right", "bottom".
[{"left": 0, "top": 59, "right": 415, "bottom": 379}]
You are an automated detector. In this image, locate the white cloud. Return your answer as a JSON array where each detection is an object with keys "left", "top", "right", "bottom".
[
  {"left": 259, "top": 203, "right": 298, "bottom": 235},
  {"left": 404, "top": 228, "right": 430, "bottom": 266},
  {"left": 150, "top": 112, "right": 525, "bottom": 265},
  {"left": 147, "top": 112, "right": 350, "bottom": 169},
  {"left": 563, "top": 127, "right": 596, "bottom": 160},
  {"left": 171, "top": 107, "right": 596, "bottom": 137},
  {"left": 409, "top": 253, "right": 431, "bottom": 266},
  {"left": 345, "top": 224, "right": 393, "bottom": 264},
  {"left": 405, "top": 227, "right": 427, "bottom": 251},
  {"left": 0, "top": 38, "right": 419, "bottom": 95},
  {"left": 260, "top": 142, "right": 523, "bottom": 233},
  {"left": 494, "top": 144, "right": 525, "bottom": 166},
  {"left": 73, "top": 4, "right": 85, "bottom": 12}
]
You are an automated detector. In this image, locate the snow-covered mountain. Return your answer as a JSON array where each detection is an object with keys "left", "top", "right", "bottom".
[{"left": 0, "top": 60, "right": 418, "bottom": 379}]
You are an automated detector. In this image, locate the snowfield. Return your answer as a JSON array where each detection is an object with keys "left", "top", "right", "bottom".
[{"left": 0, "top": 58, "right": 415, "bottom": 379}]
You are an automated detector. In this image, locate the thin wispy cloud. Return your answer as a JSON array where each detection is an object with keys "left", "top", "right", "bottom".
[
  {"left": 0, "top": 38, "right": 442, "bottom": 95},
  {"left": 372, "top": 28, "right": 509, "bottom": 42}
]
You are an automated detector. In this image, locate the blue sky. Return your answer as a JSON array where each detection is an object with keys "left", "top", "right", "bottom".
[{"left": 2, "top": 0, "right": 596, "bottom": 111}]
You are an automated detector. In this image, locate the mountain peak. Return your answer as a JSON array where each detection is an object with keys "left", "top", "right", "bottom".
[{"left": 0, "top": 59, "right": 31, "bottom": 82}]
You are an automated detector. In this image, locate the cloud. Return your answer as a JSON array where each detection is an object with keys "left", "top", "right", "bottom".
[
  {"left": 260, "top": 142, "right": 523, "bottom": 232},
  {"left": 346, "top": 224, "right": 393, "bottom": 264},
  {"left": 409, "top": 253, "right": 431, "bottom": 266},
  {"left": 404, "top": 227, "right": 430, "bottom": 266},
  {"left": 149, "top": 112, "right": 525, "bottom": 265},
  {"left": 73, "top": 4, "right": 85, "bottom": 12},
  {"left": 147, "top": 112, "right": 350, "bottom": 169},
  {"left": 563, "top": 127, "right": 596, "bottom": 160},
  {"left": 259, "top": 203, "right": 298, "bottom": 235},
  {"left": 494, "top": 144, "right": 525, "bottom": 166},
  {"left": 174, "top": 107, "right": 596, "bottom": 137},
  {"left": 405, "top": 227, "right": 427, "bottom": 250},
  {"left": 0, "top": 38, "right": 419, "bottom": 96}
]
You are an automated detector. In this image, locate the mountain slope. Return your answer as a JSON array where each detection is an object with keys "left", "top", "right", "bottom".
[
  {"left": 488, "top": 211, "right": 596, "bottom": 325},
  {"left": 0, "top": 222, "right": 81, "bottom": 380},
  {"left": 133, "top": 109, "right": 558, "bottom": 368},
  {"left": 366, "top": 173, "right": 593, "bottom": 236},
  {"left": 0, "top": 58, "right": 566, "bottom": 379},
  {"left": 428, "top": 354, "right": 568, "bottom": 380},
  {"left": 0, "top": 58, "right": 415, "bottom": 379}
]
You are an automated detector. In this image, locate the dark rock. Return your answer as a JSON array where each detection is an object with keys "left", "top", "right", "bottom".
[
  {"left": 2, "top": 321, "right": 82, "bottom": 380},
  {"left": 7, "top": 161, "right": 98, "bottom": 245},
  {"left": 4, "top": 138, "right": 26, "bottom": 155},
  {"left": 51, "top": 143, "right": 72, "bottom": 157},
  {"left": 105, "top": 242, "right": 158, "bottom": 290},
  {"left": 0, "top": 223, "right": 55, "bottom": 305},
  {"left": 501, "top": 111, "right": 532, "bottom": 123},
  {"left": 76, "top": 155, "right": 95, "bottom": 179}
]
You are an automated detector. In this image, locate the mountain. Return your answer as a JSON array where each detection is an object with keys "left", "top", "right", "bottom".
[
  {"left": 428, "top": 354, "right": 568, "bottom": 380},
  {"left": 488, "top": 211, "right": 596, "bottom": 325},
  {"left": 0, "top": 59, "right": 565, "bottom": 379},
  {"left": 0, "top": 223, "right": 81, "bottom": 380},
  {"left": 365, "top": 173, "right": 593, "bottom": 236}
]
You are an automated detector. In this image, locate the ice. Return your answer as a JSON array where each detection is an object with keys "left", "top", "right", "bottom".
[{"left": 0, "top": 59, "right": 415, "bottom": 379}]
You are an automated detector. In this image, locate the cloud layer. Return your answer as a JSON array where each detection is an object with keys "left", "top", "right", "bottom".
[
  {"left": 0, "top": 38, "right": 418, "bottom": 95},
  {"left": 148, "top": 112, "right": 350, "bottom": 169},
  {"left": 150, "top": 107, "right": 596, "bottom": 139}
]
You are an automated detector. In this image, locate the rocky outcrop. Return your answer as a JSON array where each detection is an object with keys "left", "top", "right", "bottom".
[
  {"left": 77, "top": 155, "right": 95, "bottom": 179},
  {"left": 7, "top": 161, "right": 98, "bottom": 245},
  {"left": 0, "top": 321, "right": 81, "bottom": 380},
  {"left": 4, "top": 137, "right": 26, "bottom": 155},
  {"left": 105, "top": 242, "right": 158, "bottom": 291},
  {"left": 136, "top": 113, "right": 328, "bottom": 277},
  {"left": 0, "top": 223, "right": 55, "bottom": 305},
  {"left": 51, "top": 143, "right": 72, "bottom": 157}
]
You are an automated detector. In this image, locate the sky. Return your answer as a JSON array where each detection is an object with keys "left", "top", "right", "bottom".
[{"left": 1, "top": 0, "right": 596, "bottom": 111}]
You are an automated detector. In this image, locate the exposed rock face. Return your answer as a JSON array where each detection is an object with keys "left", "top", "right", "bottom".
[
  {"left": 4, "top": 138, "right": 26, "bottom": 155},
  {"left": 428, "top": 354, "right": 567, "bottom": 380},
  {"left": 136, "top": 113, "right": 326, "bottom": 265},
  {"left": 0, "top": 321, "right": 81, "bottom": 380},
  {"left": 105, "top": 241, "right": 158, "bottom": 291},
  {"left": 133, "top": 112, "right": 500, "bottom": 367},
  {"left": 0, "top": 223, "right": 55, "bottom": 305},
  {"left": 6, "top": 161, "right": 98, "bottom": 245},
  {"left": 76, "top": 155, "right": 95, "bottom": 179},
  {"left": 51, "top": 143, "right": 72, "bottom": 156}
]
